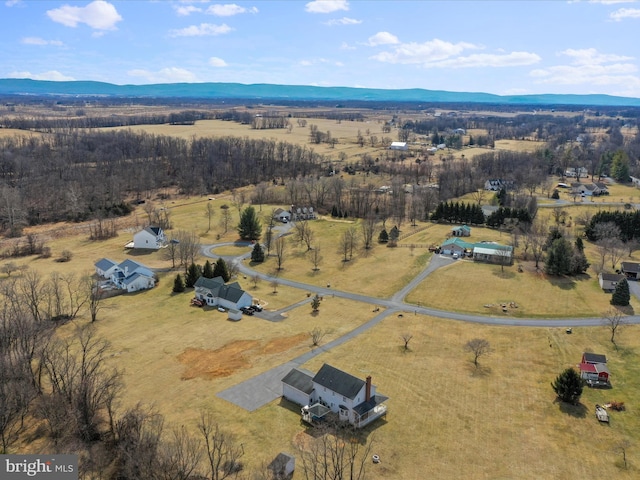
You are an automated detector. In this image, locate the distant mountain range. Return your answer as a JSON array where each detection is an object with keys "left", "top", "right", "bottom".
[{"left": 1, "top": 78, "right": 639, "bottom": 107}]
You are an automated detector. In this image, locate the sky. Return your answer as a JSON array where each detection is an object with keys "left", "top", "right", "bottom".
[{"left": 1, "top": 0, "right": 640, "bottom": 98}]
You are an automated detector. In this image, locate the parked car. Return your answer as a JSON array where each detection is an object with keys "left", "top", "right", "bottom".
[
  {"left": 241, "top": 307, "right": 254, "bottom": 316},
  {"left": 217, "top": 306, "right": 225, "bottom": 312},
  {"left": 191, "top": 298, "right": 204, "bottom": 307},
  {"left": 252, "top": 304, "right": 263, "bottom": 312}
]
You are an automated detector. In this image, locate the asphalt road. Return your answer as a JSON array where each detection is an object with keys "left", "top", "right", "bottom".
[{"left": 202, "top": 238, "right": 640, "bottom": 411}]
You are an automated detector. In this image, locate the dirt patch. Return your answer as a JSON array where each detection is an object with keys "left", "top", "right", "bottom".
[
  {"left": 178, "top": 340, "right": 259, "bottom": 380},
  {"left": 259, "top": 333, "right": 308, "bottom": 355}
]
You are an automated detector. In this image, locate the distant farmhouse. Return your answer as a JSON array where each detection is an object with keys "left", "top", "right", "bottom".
[
  {"left": 282, "top": 363, "right": 388, "bottom": 429},
  {"left": 95, "top": 258, "right": 156, "bottom": 292},
  {"left": 389, "top": 141, "right": 408, "bottom": 151},
  {"left": 272, "top": 206, "right": 317, "bottom": 222},
  {"left": 132, "top": 226, "right": 166, "bottom": 250},
  {"left": 484, "top": 179, "right": 514, "bottom": 191},
  {"left": 570, "top": 182, "right": 609, "bottom": 197}
]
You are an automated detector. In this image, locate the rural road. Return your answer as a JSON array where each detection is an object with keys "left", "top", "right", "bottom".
[{"left": 201, "top": 236, "right": 640, "bottom": 411}]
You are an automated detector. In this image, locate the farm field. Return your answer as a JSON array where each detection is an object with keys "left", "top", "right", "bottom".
[{"left": 4, "top": 188, "right": 640, "bottom": 478}]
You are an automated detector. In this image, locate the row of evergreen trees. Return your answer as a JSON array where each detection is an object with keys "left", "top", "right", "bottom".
[
  {"left": 173, "top": 258, "right": 231, "bottom": 292},
  {"left": 584, "top": 210, "right": 640, "bottom": 242},
  {"left": 485, "top": 207, "right": 532, "bottom": 228},
  {"left": 430, "top": 201, "right": 485, "bottom": 225}
]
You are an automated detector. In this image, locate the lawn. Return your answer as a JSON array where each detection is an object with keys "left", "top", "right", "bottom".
[{"left": 6, "top": 192, "right": 640, "bottom": 478}]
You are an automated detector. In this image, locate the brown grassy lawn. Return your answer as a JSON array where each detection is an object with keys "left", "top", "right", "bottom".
[
  {"left": 8, "top": 193, "right": 640, "bottom": 477},
  {"left": 298, "top": 315, "right": 640, "bottom": 479},
  {"left": 0, "top": 128, "right": 42, "bottom": 138},
  {"left": 105, "top": 118, "right": 387, "bottom": 161},
  {"left": 405, "top": 259, "right": 639, "bottom": 317}
]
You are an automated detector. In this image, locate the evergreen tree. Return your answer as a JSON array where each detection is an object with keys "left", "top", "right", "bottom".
[
  {"left": 213, "top": 258, "right": 231, "bottom": 282},
  {"left": 311, "top": 294, "right": 321, "bottom": 312},
  {"left": 545, "top": 238, "right": 573, "bottom": 275},
  {"left": 173, "top": 273, "right": 185, "bottom": 293},
  {"left": 575, "top": 237, "right": 584, "bottom": 252},
  {"left": 378, "top": 228, "right": 389, "bottom": 243},
  {"left": 570, "top": 249, "right": 590, "bottom": 275},
  {"left": 611, "top": 278, "right": 630, "bottom": 306},
  {"left": 202, "top": 260, "right": 214, "bottom": 278},
  {"left": 389, "top": 226, "right": 400, "bottom": 241},
  {"left": 185, "top": 263, "right": 202, "bottom": 288},
  {"left": 237, "top": 206, "right": 262, "bottom": 240},
  {"left": 610, "top": 150, "right": 630, "bottom": 182},
  {"left": 251, "top": 242, "right": 265, "bottom": 263},
  {"left": 331, "top": 205, "right": 338, "bottom": 217},
  {"left": 551, "top": 368, "right": 583, "bottom": 404}
]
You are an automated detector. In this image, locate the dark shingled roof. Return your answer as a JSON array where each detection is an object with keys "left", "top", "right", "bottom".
[
  {"left": 281, "top": 368, "right": 315, "bottom": 394},
  {"left": 353, "top": 394, "right": 389, "bottom": 416},
  {"left": 621, "top": 262, "right": 640, "bottom": 274},
  {"left": 312, "top": 364, "right": 364, "bottom": 400},
  {"left": 583, "top": 352, "right": 607, "bottom": 364},
  {"left": 194, "top": 276, "right": 225, "bottom": 290}
]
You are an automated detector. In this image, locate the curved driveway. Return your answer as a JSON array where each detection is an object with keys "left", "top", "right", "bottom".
[{"left": 203, "top": 240, "right": 640, "bottom": 411}]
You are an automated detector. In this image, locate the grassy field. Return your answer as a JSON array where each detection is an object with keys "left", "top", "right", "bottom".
[{"left": 6, "top": 190, "right": 640, "bottom": 478}]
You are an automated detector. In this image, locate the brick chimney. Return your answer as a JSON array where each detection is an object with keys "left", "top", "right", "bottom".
[{"left": 365, "top": 376, "right": 371, "bottom": 402}]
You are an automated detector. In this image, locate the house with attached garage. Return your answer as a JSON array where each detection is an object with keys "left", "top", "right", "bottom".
[
  {"left": 133, "top": 226, "right": 166, "bottom": 250},
  {"left": 282, "top": 363, "right": 388, "bottom": 429},
  {"left": 95, "top": 258, "right": 156, "bottom": 292},
  {"left": 193, "top": 276, "right": 253, "bottom": 310},
  {"left": 621, "top": 261, "right": 640, "bottom": 280},
  {"left": 273, "top": 208, "right": 292, "bottom": 223},
  {"left": 440, "top": 237, "right": 473, "bottom": 256}
]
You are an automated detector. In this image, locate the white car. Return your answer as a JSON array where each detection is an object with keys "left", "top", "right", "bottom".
[{"left": 217, "top": 306, "right": 225, "bottom": 312}]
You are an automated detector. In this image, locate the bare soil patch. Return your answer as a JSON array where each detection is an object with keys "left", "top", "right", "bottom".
[{"left": 177, "top": 333, "right": 308, "bottom": 380}]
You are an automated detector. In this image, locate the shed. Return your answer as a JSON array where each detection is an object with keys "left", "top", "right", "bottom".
[
  {"left": 598, "top": 272, "right": 625, "bottom": 292},
  {"left": 268, "top": 452, "right": 295, "bottom": 479}
]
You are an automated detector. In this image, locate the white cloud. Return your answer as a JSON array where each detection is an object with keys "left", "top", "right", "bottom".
[
  {"left": 206, "top": 4, "right": 258, "bottom": 16},
  {"left": 21, "top": 37, "right": 64, "bottom": 46},
  {"left": 208, "top": 56, "right": 228, "bottom": 67},
  {"left": 324, "top": 17, "right": 361, "bottom": 26},
  {"left": 174, "top": 5, "right": 202, "bottom": 16},
  {"left": 305, "top": 0, "right": 349, "bottom": 14},
  {"left": 366, "top": 31, "right": 399, "bottom": 46},
  {"left": 427, "top": 51, "right": 541, "bottom": 68},
  {"left": 371, "top": 38, "right": 478, "bottom": 63},
  {"left": 610, "top": 7, "right": 640, "bottom": 20},
  {"left": 590, "top": 0, "right": 637, "bottom": 4},
  {"left": 169, "top": 23, "right": 233, "bottom": 37},
  {"left": 46, "top": 1, "right": 122, "bottom": 30},
  {"left": 530, "top": 48, "right": 639, "bottom": 92},
  {"left": 7, "top": 70, "right": 75, "bottom": 81},
  {"left": 127, "top": 67, "right": 198, "bottom": 83},
  {"left": 340, "top": 41, "right": 356, "bottom": 50},
  {"left": 5, "top": 0, "right": 22, "bottom": 6},
  {"left": 560, "top": 48, "right": 633, "bottom": 64},
  {"left": 299, "top": 60, "right": 313, "bottom": 66}
]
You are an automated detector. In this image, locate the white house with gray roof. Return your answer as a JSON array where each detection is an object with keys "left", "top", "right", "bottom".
[
  {"left": 133, "top": 226, "right": 166, "bottom": 250},
  {"left": 95, "top": 258, "right": 156, "bottom": 292},
  {"left": 193, "top": 276, "right": 252, "bottom": 310},
  {"left": 282, "top": 363, "right": 388, "bottom": 428}
]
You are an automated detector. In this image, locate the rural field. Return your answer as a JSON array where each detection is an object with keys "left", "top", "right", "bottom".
[
  {"left": 3, "top": 188, "right": 639, "bottom": 478},
  {"left": 3, "top": 101, "right": 640, "bottom": 479}
]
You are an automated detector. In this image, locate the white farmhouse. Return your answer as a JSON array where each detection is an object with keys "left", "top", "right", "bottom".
[
  {"left": 389, "top": 141, "right": 408, "bottom": 151},
  {"left": 193, "top": 276, "right": 253, "bottom": 310},
  {"left": 133, "top": 226, "right": 166, "bottom": 250},
  {"left": 95, "top": 258, "right": 156, "bottom": 292},
  {"left": 282, "top": 363, "right": 388, "bottom": 429}
]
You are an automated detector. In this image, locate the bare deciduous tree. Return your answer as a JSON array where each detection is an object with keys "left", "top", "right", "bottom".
[
  {"left": 294, "top": 219, "right": 314, "bottom": 251},
  {"left": 401, "top": 333, "right": 413, "bottom": 351},
  {"left": 361, "top": 214, "right": 377, "bottom": 250},
  {"left": 198, "top": 411, "right": 244, "bottom": 480},
  {"left": 274, "top": 236, "right": 287, "bottom": 271},
  {"left": 219, "top": 205, "right": 232, "bottom": 235},
  {"left": 205, "top": 202, "right": 215, "bottom": 232},
  {"left": 603, "top": 308, "right": 625, "bottom": 348},
  {"left": 296, "top": 422, "right": 373, "bottom": 480},
  {"left": 465, "top": 338, "right": 491, "bottom": 367},
  {"left": 309, "top": 327, "right": 326, "bottom": 346},
  {"left": 309, "top": 244, "right": 323, "bottom": 271}
]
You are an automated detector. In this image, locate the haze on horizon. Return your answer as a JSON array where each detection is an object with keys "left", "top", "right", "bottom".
[{"left": 2, "top": 0, "right": 640, "bottom": 99}]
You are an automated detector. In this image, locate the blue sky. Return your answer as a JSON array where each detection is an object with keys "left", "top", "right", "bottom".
[{"left": 2, "top": 0, "right": 640, "bottom": 98}]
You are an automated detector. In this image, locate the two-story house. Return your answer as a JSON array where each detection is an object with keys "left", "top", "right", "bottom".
[{"left": 282, "top": 363, "right": 388, "bottom": 428}]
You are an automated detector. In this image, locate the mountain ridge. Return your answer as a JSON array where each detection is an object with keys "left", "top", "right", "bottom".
[{"left": 1, "top": 78, "right": 639, "bottom": 107}]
